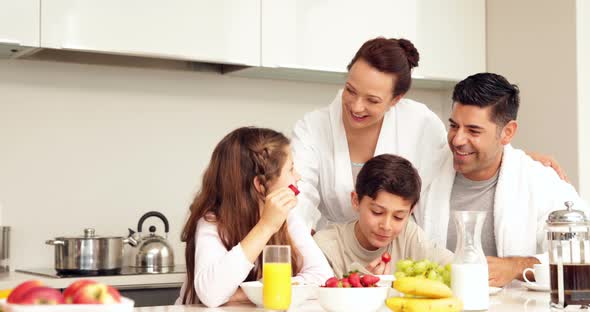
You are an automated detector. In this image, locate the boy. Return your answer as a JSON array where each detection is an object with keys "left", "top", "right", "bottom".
[{"left": 314, "top": 154, "right": 453, "bottom": 277}]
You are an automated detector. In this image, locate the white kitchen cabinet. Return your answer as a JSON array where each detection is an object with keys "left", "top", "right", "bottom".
[
  {"left": 414, "top": 0, "right": 486, "bottom": 81},
  {"left": 259, "top": 0, "right": 485, "bottom": 82},
  {"left": 40, "top": 0, "right": 261, "bottom": 66},
  {"left": 0, "top": 0, "right": 40, "bottom": 57},
  {"left": 261, "top": 0, "right": 417, "bottom": 73}
]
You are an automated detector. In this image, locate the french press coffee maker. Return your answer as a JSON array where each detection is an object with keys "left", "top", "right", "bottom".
[{"left": 546, "top": 201, "right": 590, "bottom": 310}]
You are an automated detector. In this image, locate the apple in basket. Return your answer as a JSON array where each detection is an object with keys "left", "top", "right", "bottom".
[
  {"left": 63, "top": 279, "right": 98, "bottom": 303},
  {"left": 72, "top": 283, "right": 122, "bottom": 304},
  {"left": 9, "top": 285, "right": 64, "bottom": 305},
  {"left": 6, "top": 280, "right": 45, "bottom": 304}
]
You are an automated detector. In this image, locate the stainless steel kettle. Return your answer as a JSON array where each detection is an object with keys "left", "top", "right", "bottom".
[{"left": 128, "top": 211, "right": 174, "bottom": 272}]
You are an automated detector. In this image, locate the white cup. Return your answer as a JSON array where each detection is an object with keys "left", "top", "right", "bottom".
[{"left": 522, "top": 264, "right": 550, "bottom": 287}]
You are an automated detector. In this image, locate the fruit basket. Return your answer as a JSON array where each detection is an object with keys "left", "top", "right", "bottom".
[{"left": 0, "top": 298, "right": 134, "bottom": 312}]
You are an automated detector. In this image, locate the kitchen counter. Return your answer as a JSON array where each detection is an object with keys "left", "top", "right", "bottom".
[
  {"left": 133, "top": 281, "right": 557, "bottom": 312},
  {"left": 0, "top": 271, "right": 185, "bottom": 290}
]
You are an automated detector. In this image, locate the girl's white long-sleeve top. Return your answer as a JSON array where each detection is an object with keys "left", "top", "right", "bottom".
[{"left": 175, "top": 211, "right": 333, "bottom": 307}]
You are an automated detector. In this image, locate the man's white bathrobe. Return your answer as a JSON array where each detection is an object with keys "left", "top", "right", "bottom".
[
  {"left": 414, "top": 144, "right": 587, "bottom": 261},
  {"left": 291, "top": 90, "right": 447, "bottom": 229}
]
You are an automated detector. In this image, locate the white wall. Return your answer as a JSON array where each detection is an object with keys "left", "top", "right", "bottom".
[
  {"left": 577, "top": 0, "right": 590, "bottom": 199},
  {"left": 0, "top": 59, "right": 448, "bottom": 269},
  {"left": 486, "top": 0, "right": 580, "bottom": 189}
]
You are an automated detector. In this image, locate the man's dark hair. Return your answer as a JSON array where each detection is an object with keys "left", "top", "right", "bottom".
[
  {"left": 452, "top": 72, "right": 520, "bottom": 126},
  {"left": 355, "top": 154, "right": 421, "bottom": 208}
]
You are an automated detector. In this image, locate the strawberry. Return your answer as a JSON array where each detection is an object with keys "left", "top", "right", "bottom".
[
  {"left": 361, "top": 274, "right": 380, "bottom": 287},
  {"left": 288, "top": 184, "right": 300, "bottom": 196},
  {"left": 324, "top": 277, "right": 339, "bottom": 288},
  {"left": 341, "top": 280, "right": 351, "bottom": 288},
  {"left": 381, "top": 252, "right": 391, "bottom": 263},
  {"left": 348, "top": 272, "right": 362, "bottom": 288},
  {"left": 341, "top": 277, "right": 349, "bottom": 284}
]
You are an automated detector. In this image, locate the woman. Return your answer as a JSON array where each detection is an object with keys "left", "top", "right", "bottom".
[
  {"left": 177, "top": 127, "right": 332, "bottom": 307},
  {"left": 292, "top": 37, "right": 564, "bottom": 230}
]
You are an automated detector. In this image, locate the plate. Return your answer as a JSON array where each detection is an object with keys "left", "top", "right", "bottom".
[
  {"left": 523, "top": 282, "right": 550, "bottom": 292},
  {"left": 489, "top": 286, "right": 503, "bottom": 295}
]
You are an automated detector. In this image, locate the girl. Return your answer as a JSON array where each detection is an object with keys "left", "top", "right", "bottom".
[{"left": 177, "top": 127, "right": 332, "bottom": 307}]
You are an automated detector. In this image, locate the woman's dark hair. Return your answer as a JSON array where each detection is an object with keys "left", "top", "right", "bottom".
[
  {"left": 452, "top": 72, "right": 520, "bottom": 127},
  {"left": 180, "top": 127, "right": 301, "bottom": 304},
  {"left": 347, "top": 37, "right": 420, "bottom": 97},
  {"left": 355, "top": 154, "right": 421, "bottom": 208}
]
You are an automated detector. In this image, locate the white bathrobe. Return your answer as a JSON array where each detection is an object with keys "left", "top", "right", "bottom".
[
  {"left": 291, "top": 90, "right": 447, "bottom": 229},
  {"left": 415, "top": 144, "right": 588, "bottom": 261}
]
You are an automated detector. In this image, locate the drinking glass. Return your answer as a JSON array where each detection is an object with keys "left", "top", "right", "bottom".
[{"left": 263, "top": 245, "right": 291, "bottom": 311}]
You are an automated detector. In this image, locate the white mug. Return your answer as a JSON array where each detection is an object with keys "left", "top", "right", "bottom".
[{"left": 522, "top": 263, "right": 550, "bottom": 287}]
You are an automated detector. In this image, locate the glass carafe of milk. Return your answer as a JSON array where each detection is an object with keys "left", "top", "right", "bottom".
[{"left": 451, "top": 211, "right": 489, "bottom": 311}]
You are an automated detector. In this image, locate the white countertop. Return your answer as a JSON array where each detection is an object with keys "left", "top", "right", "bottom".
[
  {"left": 0, "top": 271, "right": 185, "bottom": 290},
  {"left": 133, "top": 281, "right": 557, "bottom": 312}
]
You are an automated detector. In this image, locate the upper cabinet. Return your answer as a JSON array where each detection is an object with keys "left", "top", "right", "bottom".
[
  {"left": 0, "top": 0, "right": 40, "bottom": 56},
  {"left": 261, "top": 0, "right": 416, "bottom": 72},
  {"left": 259, "top": 0, "right": 485, "bottom": 81},
  {"left": 414, "top": 0, "right": 486, "bottom": 81},
  {"left": 40, "top": 0, "right": 261, "bottom": 66}
]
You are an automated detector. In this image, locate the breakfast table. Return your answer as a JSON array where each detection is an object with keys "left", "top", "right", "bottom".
[{"left": 133, "top": 281, "right": 554, "bottom": 312}]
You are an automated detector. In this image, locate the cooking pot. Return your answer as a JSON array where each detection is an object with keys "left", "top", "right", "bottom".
[{"left": 45, "top": 228, "right": 137, "bottom": 275}]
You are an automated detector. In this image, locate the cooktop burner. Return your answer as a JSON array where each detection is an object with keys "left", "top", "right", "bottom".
[{"left": 17, "top": 264, "right": 186, "bottom": 278}]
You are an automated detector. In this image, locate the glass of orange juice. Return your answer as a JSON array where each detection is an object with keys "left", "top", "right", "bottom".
[{"left": 263, "top": 245, "right": 291, "bottom": 311}]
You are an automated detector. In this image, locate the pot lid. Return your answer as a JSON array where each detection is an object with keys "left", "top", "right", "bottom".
[
  {"left": 55, "top": 228, "right": 125, "bottom": 240},
  {"left": 547, "top": 201, "right": 590, "bottom": 225}
]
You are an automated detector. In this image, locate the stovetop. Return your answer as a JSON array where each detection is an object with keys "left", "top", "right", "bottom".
[{"left": 17, "top": 264, "right": 187, "bottom": 278}]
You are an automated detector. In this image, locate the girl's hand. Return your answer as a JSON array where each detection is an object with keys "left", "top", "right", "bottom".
[{"left": 259, "top": 187, "right": 298, "bottom": 234}]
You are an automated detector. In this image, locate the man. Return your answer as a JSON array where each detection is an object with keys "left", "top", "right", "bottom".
[
  {"left": 415, "top": 73, "right": 587, "bottom": 287},
  {"left": 314, "top": 154, "right": 453, "bottom": 278}
]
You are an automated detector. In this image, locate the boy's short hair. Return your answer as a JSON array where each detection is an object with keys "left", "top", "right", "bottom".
[{"left": 355, "top": 154, "right": 421, "bottom": 207}]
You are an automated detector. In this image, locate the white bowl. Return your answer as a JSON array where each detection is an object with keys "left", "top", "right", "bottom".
[
  {"left": 375, "top": 274, "right": 395, "bottom": 287},
  {"left": 318, "top": 287, "right": 389, "bottom": 312},
  {"left": 239, "top": 281, "right": 318, "bottom": 308}
]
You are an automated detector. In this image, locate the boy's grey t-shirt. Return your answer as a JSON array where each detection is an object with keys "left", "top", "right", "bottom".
[
  {"left": 313, "top": 220, "right": 454, "bottom": 278},
  {"left": 446, "top": 172, "right": 499, "bottom": 256}
]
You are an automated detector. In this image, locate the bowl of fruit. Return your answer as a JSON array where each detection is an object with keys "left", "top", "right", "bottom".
[
  {"left": 318, "top": 273, "right": 389, "bottom": 312},
  {"left": 0, "top": 279, "right": 133, "bottom": 312}
]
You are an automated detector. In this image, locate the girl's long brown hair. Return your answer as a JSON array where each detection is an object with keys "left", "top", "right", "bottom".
[{"left": 181, "top": 127, "right": 301, "bottom": 304}]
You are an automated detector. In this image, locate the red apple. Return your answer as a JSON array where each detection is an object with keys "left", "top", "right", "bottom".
[
  {"left": 63, "top": 279, "right": 98, "bottom": 303},
  {"left": 17, "top": 286, "right": 64, "bottom": 304},
  {"left": 72, "top": 283, "right": 121, "bottom": 304},
  {"left": 6, "top": 280, "right": 44, "bottom": 303}
]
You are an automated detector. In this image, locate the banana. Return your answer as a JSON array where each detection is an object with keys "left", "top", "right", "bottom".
[
  {"left": 393, "top": 277, "right": 453, "bottom": 299},
  {"left": 385, "top": 296, "right": 463, "bottom": 312}
]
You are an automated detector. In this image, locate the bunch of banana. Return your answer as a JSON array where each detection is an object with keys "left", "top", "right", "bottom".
[{"left": 386, "top": 277, "right": 463, "bottom": 312}]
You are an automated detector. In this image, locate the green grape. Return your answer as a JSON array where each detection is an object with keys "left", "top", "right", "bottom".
[
  {"left": 435, "top": 265, "right": 445, "bottom": 274},
  {"left": 396, "top": 259, "right": 414, "bottom": 272},
  {"left": 441, "top": 270, "right": 451, "bottom": 286},
  {"left": 403, "top": 265, "right": 415, "bottom": 275},
  {"left": 427, "top": 269, "right": 439, "bottom": 280},
  {"left": 445, "top": 263, "right": 452, "bottom": 272},
  {"left": 413, "top": 260, "right": 428, "bottom": 274},
  {"left": 394, "top": 271, "right": 406, "bottom": 279}
]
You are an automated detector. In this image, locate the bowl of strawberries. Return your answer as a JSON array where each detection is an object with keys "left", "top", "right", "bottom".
[{"left": 318, "top": 273, "right": 389, "bottom": 312}]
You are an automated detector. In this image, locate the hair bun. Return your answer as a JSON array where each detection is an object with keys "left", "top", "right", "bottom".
[{"left": 398, "top": 38, "right": 419, "bottom": 68}]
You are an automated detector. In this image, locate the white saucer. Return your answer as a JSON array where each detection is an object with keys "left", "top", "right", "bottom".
[
  {"left": 489, "top": 286, "right": 503, "bottom": 295},
  {"left": 523, "top": 282, "right": 550, "bottom": 292}
]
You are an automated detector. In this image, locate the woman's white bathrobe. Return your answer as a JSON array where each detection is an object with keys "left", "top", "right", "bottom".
[
  {"left": 291, "top": 90, "right": 447, "bottom": 229},
  {"left": 414, "top": 144, "right": 587, "bottom": 261}
]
